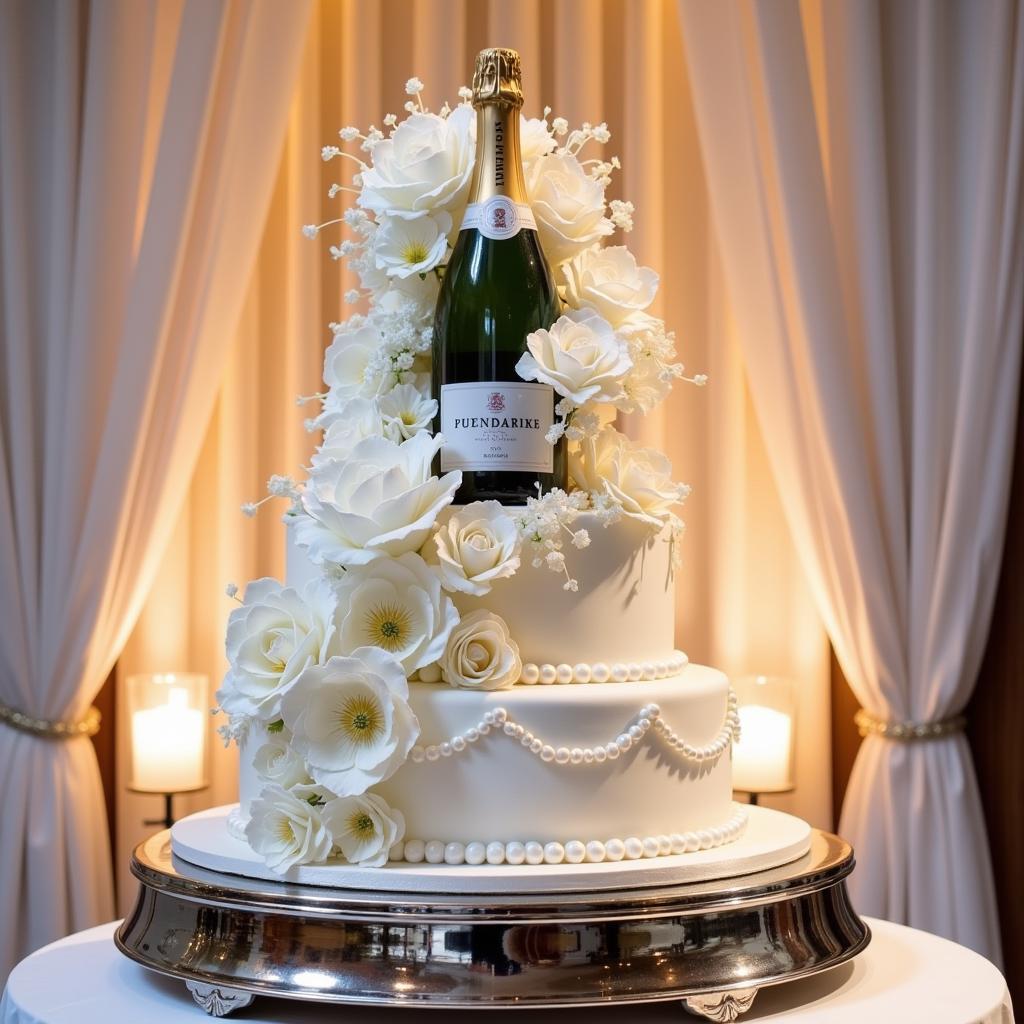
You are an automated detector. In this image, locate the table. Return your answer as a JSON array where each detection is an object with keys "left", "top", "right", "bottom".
[{"left": 1, "top": 918, "right": 1013, "bottom": 1023}]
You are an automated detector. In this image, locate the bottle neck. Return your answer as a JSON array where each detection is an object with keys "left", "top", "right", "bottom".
[{"left": 468, "top": 103, "right": 528, "bottom": 205}]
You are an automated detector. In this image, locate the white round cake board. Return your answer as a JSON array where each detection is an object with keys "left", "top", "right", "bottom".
[{"left": 171, "top": 804, "right": 811, "bottom": 894}]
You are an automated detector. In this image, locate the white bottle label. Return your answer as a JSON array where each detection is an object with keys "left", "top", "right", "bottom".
[
  {"left": 461, "top": 198, "right": 537, "bottom": 240},
  {"left": 440, "top": 382, "right": 554, "bottom": 473}
]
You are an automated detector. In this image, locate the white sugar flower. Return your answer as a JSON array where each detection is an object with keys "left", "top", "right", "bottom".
[
  {"left": 430, "top": 501, "right": 521, "bottom": 596},
  {"left": 516, "top": 308, "right": 632, "bottom": 406},
  {"left": 616, "top": 353, "right": 673, "bottom": 414},
  {"left": 295, "top": 433, "right": 461, "bottom": 567},
  {"left": 215, "top": 577, "right": 340, "bottom": 724},
  {"left": 525, "top": 151, "right": 613, "bottom": 265},
  {"left": 373, "top": 210, "right": 452, "bottom": 278},
  {"left": 312, "top": 397, "right": 385, "bottom": 461},
  {"left": 332, "top": 552, "right": 458, "bottom": 674},
  {"left": 281, "top": 649, "right": 419, "bottom": 796},
  {"left": 561, "top": 245, "right": 659, "bottom": 329},
  {"left": 252, "top": 734, "right": 312, "bottom": 790},
  {"left": 358, "top": 107, "right": 475, "bottom": 217},
  {"left": 322, "top": 321, "right": 387, "bottom": 400},
  {"left": 441, "top": 609, "right": 522, "bottom": 691},
  {"left": 323, "top": 791, "right": 405, "bottom": 868},
  {"left": 377, "top": 383, "right": 437, "bottom": 442},
  {"left": 245, "top": 783, "right": 335, "bottom": 873},
  {"left": 520, "top": 115, "right": 557, "bottom": 170},
  {"left": 570, "top": 425, "right": 689, "bottom": 528}
]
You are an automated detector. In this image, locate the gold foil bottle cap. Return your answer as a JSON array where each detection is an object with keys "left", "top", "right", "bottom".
[{"left": 472, "top": 47, "right": 523, "bottom": 108}]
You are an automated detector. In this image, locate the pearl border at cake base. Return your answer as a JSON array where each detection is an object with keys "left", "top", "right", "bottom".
[{"left": 115, "top": 817, "right": 870, "bottom": 1020}]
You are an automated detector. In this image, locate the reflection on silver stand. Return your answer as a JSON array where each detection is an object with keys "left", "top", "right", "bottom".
[{"left": 116, "top": 828, "right": 869, "bottom": 1021}]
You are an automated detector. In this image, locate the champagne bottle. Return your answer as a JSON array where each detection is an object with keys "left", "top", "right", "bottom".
[{"left": 433, "top": 47, "right": 565, "bottom": 504}]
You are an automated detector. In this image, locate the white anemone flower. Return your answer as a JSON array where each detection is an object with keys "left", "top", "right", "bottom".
[
  {"left": 280, "top": 648, "right": 419, "bottom": 797},
  {"left": 332, "top": 551, "right": 458, "bottom": 674},
  {"left": 377, "top": 383, "right": 437, "bottom": 442},
  {"left": 245, "top": 783, "right": 335, "bottom": 873},
  {"left": 323, "top": 791, "right": 405, "bottom": 867},
  {"left": 373, "top": 211, "right": 452, "bottom": 278}
]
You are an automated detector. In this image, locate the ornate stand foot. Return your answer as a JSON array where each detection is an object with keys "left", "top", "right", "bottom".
[
  {"left": 185, "top": 981, "right": 255, "bottom": 1017},
  {"left": 682, "top": 987, "right": 758, "bottom": 1021}
]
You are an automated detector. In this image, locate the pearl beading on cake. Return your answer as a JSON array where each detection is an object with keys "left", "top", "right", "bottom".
[
  {"left": 408, "top": 689, "right": 740, "bottom": 768},
  {"left": 391, "top": 806, "right": 748, "bottom": 866},
  {"left": 517, "top": 650, "right": 688, "bottom": 686}
]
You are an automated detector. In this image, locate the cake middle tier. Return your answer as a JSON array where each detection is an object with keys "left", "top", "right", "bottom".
[{"left": 238, "top": 664, "right": 737, "bottom": 850}]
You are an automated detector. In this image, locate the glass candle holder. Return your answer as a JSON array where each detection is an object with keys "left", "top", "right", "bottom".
[
  {"left": 732, "top": 675, "right": 796, "bottom": 796},
  {"left": 127, "top": 672, "right": 208, "bottom": 794}
]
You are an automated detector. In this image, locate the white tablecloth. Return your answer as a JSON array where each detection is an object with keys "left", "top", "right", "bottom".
[{"left": 0, "top": 918, "right": 1013, "bottom": 1023}]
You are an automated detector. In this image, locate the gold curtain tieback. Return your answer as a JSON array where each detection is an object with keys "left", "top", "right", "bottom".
[
  {"left": 854, "top": 707, "right": 965, "bottom": 741},
  {"left": 0, "top": 701, "right": 101, "bottom": 739}
]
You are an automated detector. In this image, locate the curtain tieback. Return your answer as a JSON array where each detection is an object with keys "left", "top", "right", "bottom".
[
  {"left": 854, "top": 707, "right": 965, "bottom": 741},
  {"left": 0, "top": 700, "right": 101, "bottom": 739}
]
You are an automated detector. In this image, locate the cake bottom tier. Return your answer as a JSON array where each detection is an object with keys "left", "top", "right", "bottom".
[{"left": 237, "top": 664, "right": 738, "bottom": 853}]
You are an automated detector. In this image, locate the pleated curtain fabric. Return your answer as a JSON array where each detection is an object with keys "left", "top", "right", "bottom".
[
  {"left": 0, "top": 0, "right": 313, "bottom": 979},
  {"left": 677, "top": 0, "right": 1023, "bottom": 963}
]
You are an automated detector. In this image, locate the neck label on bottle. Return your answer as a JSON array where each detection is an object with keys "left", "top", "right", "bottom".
[
  {"left": 461, "top": 197, "right": 537, "bottom": 240},
  {"left": 439, "top": 381, "right": 554, "bottom": 473}
]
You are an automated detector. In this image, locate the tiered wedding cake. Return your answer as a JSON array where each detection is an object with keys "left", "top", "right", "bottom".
[{"left": 209, "top": 54, "right": 781, "bottom": 881}]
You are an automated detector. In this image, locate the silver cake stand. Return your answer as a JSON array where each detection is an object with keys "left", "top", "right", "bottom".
[{"left": 116, "top": 828, "right": 869, "bottom": 1021}]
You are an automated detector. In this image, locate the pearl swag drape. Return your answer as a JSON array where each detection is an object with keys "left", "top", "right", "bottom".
[
  {"left": 678, "top": 0, "right": 1023, "bottom": 963},
  {"left": 118, "top": 0, "right": 832, "bottom": 909},
  {"left": 0, "top": 0, "right": 313, "bottom": 979}
]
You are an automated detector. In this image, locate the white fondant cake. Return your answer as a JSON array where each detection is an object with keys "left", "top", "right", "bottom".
[{"left": 224, "top": 521, "right": 745, "bottom": 872}]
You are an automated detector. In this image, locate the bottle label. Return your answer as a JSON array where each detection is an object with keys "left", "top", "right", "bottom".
[
  {"left": 461, "top": 198, "right": 538, "bottom": 240},
  {"left": 440, "top": 381, "right": 554, "bottom": 473}
]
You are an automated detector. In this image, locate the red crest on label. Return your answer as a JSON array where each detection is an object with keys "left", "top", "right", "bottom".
[
  {"left": 492, "top": 208, "right": 508, "bottom": 230},
  {"left": 486, "top": 392, "right": 506, "bottom": 412}
]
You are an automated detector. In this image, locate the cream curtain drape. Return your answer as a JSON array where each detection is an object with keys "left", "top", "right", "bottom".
[
  {"left": 118, "top": 0, "right": 832, "bottom": 913},
  {"left": 0, "top": 0, "right": 312, "bottom": 978},
  {"left": 677, "top": 0, "right": 1022, "bottom": 963}
]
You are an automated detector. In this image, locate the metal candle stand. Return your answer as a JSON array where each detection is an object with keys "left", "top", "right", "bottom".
[{"left": 116, "top": 827, "right": 869, "bottom": 1021}]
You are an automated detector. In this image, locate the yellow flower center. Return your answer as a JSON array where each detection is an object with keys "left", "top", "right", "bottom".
[
  {"left": 401, "top": 241, "right": 429, "bottom": 265},
  {"left": 277, "top": 819, "right": 296, "bottom": 843},
  {"left": 364, "top": 601, "right": 412, "bottom": 652},
  {"left": 338, "top": 693, "right": 384, "bottom": 744},
  {"left": 349, "top": 810, "right": 377, "bottom": 839}
]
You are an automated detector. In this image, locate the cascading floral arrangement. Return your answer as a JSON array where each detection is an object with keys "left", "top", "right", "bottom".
[{"left": 215, "top": 77, "right": 705, "bottom": 873}]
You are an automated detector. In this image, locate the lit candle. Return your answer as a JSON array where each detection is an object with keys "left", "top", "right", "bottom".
[
  {"left": 732, "top": 703, "right": 793, "bottom": 793},
  {"left": 131, "top": 686, "right": 205, "bottom": 792}
]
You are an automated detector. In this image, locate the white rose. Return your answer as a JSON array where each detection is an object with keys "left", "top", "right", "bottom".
[
  {"left": 323, "top": 792, "right": 405, "bottom": 868},
  {"left": 312, "top": 397, "right": 384, "bottom": 462},
  {"left": 252, "top": 734, "right": 312, "bottom": 790},
  {"left": 525, "top": 151, "right": 613, "bottom": 265},
  {"left": 333, "top": 552, "right": 458, "bottom": 674},
  {"left": 520, "top": 115, "right": 556, "bottom": 170},
  {"left": 562, "top": 245, "right": 659, "bottom": 328},
  {"left": 377, "top": 383, "right": 437, "bottom": 442},
  {"left": 295, "top": 433, "right": 460, "bottom": 567},
  {"left": 359, "top": 107, "right": 475, "bottom": 217},
  {"left": 215, "top": 577, "right": 339, "bottom": 723},
  {"left": 281, "top": 648, "right": 419, "bottom": 796},
  {"left": 516, "top": 308, "right": 632, "bottom": 405},
  {"left": 430, "top": 501, "right": 521, "bottom": 596},
  {"left": 245, "top": 783, "right": 335, "bottom": 873},
  {"left": 322, "top": 322, "right": 386, "bottom": 400},
  {"left": 373, "top": 210, "right": 452, "bottom": 278},
  {"left": 570, "top": 426, "right": 689, "bottom": 527},
  {"left": 441, "top": 609, "right": 522, "bottom": 691}
]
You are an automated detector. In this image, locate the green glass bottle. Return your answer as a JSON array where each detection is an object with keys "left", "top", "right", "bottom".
[{"left": 433, "top": 47, "right": 565, "bottom": 504}]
